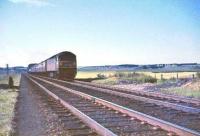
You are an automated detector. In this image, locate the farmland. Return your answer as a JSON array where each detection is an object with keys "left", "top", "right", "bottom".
[
  {"left": 76, "top": 71, "right": 200, "bottom": 99},
  {"left": 76, "top": 71, "right": 197, "bottom": 80}
]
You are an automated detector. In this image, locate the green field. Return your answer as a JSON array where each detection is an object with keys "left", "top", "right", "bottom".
[{"left": 0, "top": 74, "right": 20, "bottom": 136}]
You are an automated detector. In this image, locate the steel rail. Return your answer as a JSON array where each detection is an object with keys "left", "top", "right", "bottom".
[
  {"left": 27, "top": 75, "right": 117, "bottom": 136},
  {"left": 75, "top": 80, "right": 200, "bottom": 105},
  {"left": 36, "top": 75, "right": 200, "bottom": 114},
  {"left": 69, "top": 80, "right": 200, "bottom": 113},
  {"left": 30, "top": 75, "right": 200, "bottom": 136}
]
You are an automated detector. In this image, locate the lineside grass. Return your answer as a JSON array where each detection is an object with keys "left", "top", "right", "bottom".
[
  {"left": 161, "top": 78, "right": 200, "bottom": 99},
  {"left": 161, "top": 88, "right": 200, "bottom": 99},
  {"left": 0, "top": 74, "right": 20, "bottom": 136}
]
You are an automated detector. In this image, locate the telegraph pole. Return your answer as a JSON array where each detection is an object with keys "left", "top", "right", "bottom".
[{"left": 6, "top": 64, "right": 9, "bottom": 75}]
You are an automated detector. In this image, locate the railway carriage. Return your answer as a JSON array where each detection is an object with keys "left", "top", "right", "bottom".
[{"left": 28, "top": 51, "right": 77, "bottom": 80}]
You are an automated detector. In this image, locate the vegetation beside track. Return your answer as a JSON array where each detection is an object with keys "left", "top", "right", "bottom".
[
  {"left": 76, "top": 71, "right": 197, "bottom": 80},
  {"left": 0, "top": 74, "right": 20, "bottom": 136},
  {"left": 93, "top": 74, "right": 157, "bottom": 85},
  {"left": 76, "top": 71, "right": 200, "bottom": 99},
  {"left": 161, "top": 87, "right": 200, "bottom": 99},
  {"left": 161, "top": 78, "right": 200, "bottom": 99},
  {"left": 76, "top": 71, "right": 197, "bottom": 84}
]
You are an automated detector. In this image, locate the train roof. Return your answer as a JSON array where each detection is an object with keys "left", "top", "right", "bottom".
[
  {"left": 28, "top": 63, "right": 37, "bottom": 68},
  {"left": 28, "top": 51, "right": 76, "bottom": 68},
  {"left": 48, "top": 51, "right": 76, "bottom": 59}
]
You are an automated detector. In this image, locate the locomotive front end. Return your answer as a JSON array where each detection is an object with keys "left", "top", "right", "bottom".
[{"left": 58, "top": 52, "right": 77, "bottom": 80}]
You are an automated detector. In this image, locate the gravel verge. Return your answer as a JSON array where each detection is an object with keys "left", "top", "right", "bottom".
[{"left": 12, "top": 75, "right": 67, "bottom": 136}]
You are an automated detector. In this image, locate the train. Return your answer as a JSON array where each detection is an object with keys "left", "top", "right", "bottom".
[{"left": 28, "top": 51, "right": 77, "bottom": 80}]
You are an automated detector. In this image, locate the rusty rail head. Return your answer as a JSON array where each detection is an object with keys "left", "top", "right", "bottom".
[{"left": 30, "top": 75, "right": 200, "bottom": 136}]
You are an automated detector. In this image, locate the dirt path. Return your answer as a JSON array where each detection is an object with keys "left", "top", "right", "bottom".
[{"left": 13, "top": 75, "right": 64, "bottom": 136}]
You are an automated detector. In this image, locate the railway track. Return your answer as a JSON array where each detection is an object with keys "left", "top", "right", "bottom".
[
  {"left": 74, "top": 80, "right": 200, "bottom": 107},
  {"left": 37, "top": 76, "right": 200, "bottom": 111},
  {"left": 75, "top": 80, "right": 200, "bottom": 108},
  {"left": 28, "top": 74, "right": 200, "bottom": 136},
  {"left": 26, "top": 76, "right": 98, "bottom": 136}
]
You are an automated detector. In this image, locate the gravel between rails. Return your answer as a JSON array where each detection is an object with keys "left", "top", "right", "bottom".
[
  {"left": 13, "top": 75, "right": 98, "bottom": 136},
  {"left": 37, "top": 76, "right": 200, "bottom": 133},
  {"left": 31, "top": 76, "right": 171, "bottom": 136}
]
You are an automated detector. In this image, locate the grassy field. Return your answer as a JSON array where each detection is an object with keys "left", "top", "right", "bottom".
[
  {"left": 140, "top": 72, "right": 197, "bottom": 79},
  {"left": 76, "top": 71, "right": 197, "bottom": 80},
  {"left": 0, "top": 74, "right": 20, "bottom": 136},
  {"left": 76, "top": 71, "right": 116, "bottom": 79},
  {"left": 76, "top": 71, "right": 157, "bottom": 84},
  {"left": 76, "top": 71, "right": 200, "bottom": 98}
]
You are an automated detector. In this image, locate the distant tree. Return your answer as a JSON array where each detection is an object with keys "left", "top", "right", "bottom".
[
  {"left": 143, "top": 76, "right": 157, "bottom": 83},
  {"left": 142, "top": 65, "right": 148, "bottom": 69},
  {"left": 97, "top": 73, "right": 106, "bottom": 79}
]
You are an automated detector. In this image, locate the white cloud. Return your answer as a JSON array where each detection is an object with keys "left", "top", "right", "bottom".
[{"left": 8, "top": 0, "right": 53, "bottom": 7}]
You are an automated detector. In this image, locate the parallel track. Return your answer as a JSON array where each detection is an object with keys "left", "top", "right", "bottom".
[
  {"left": 28, "top": 74, "right": 200, "bottom": 136},
  {"left": 75, "top": 80, "right": 200, "bottom": 108},
  {"left": 38, "top": 76, "right": 200, "bottom": 111}
]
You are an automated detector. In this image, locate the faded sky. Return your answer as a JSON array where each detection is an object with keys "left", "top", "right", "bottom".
[{"left": 0, "top": 0, "right": 200, "bottom": 67}]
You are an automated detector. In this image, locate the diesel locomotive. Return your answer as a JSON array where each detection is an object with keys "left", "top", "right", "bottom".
[{"left": 28, "top": 51, "right": 77, "bottom": 80}]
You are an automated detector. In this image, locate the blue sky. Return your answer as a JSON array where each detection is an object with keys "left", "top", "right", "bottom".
[{"left": 0, "top": 0, "right": 200, "bottom": 67}]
